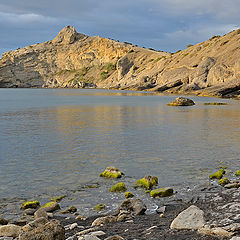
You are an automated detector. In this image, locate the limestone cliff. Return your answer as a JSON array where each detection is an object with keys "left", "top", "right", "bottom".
[{"left": 1, "top": 26, "right": 240, "bottom": 98}]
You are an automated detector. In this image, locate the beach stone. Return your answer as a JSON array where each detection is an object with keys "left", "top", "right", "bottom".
[
  {"left": 22, "top": 217, "right": 48, "bottom": 232},
  {"left": 0, "top": 224, "right": 21, "bottom": 238},
  {"left": 170, "top": 205, "right": 205, "bottom": 230},
  {"left": 90, "top": 231, "right": 105, "bottom": 236},
  {"left": 0, "top": 218, "right": 8, "bottom": 225},
  {"left": 105, "top": 236, "right": 125, "bottom": 240},
  {"left": 230, "top": 237, "right": 240, "bottom": 240},
  {"left": 225, "top": 183, "right": 240, "bottom": 189},
  {"left": 118, "top": 198, "right": 146, "bottom": 216},
  {"left": 92, "top": 216, "right": 117, "bottom": 226},
  {"left": 19, "top": 219, "right": 65, "bottom": 240},
  {"left": 78, "top": 235, "right": 101, "bottom": 240},
  {"left": 167, "top": 97, "right": 195, "bottom": 106},
  {"left": 41, "top": 202, "right": 60, "bottom": 212},
  {"left": 34, "top": 208, "right": 48, "bottom": 220},
  {"left": 75, "top": 215, "right": 87, "bottom": 221},
  {"left": 70, "top": 223, "right": 78, "bottom": 230},
  {"left": 77, "top": 227, "right": 99, "bottom": 236},
  {"left": 198, "top": 226, "right": 233, "bottom": 237}
]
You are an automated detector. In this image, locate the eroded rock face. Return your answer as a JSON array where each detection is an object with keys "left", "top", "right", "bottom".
[{"left": 1, "top": 26, "right": 240, "bottom": 98}]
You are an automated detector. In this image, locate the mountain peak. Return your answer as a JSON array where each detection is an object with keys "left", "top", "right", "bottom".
[{"left": 52, "top": 25, "right": 85, "bottom": 44}]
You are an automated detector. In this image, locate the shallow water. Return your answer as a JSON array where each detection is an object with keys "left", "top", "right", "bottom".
[{"left": 0, "top": 88, "right": 240, "bottom": 217}]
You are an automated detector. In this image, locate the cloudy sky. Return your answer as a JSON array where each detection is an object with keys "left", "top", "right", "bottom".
[{"left": 0, "top": 0, "right": 240, "bottom": 56}]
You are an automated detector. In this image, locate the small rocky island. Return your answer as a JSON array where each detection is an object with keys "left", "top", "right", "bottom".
[{"left": 0, "top": 166, "right": 240, "bottom": 239}]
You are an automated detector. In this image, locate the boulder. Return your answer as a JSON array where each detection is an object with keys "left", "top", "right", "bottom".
[
  {"left": 136, "top": 176, "right": 158, "bottom": 190},
  {"left": 91, "top": 216, "right": 117, "bottom": 227},
  {"left": 22, "top": 217, "right": 48, "bottom": 232},
  {"left": 19, "top": 219, "right": 65, "bottom": 240},
  {"left": 150, "top": 187, "right": 173, "bottom": 198},
  {"left": 118, "top": 198, "right": 146, "bottom": 216},
  {"left": 99, "top": 166, "right": 124, "bottom": 179},
  {"left": 21, "top": 200, "right": 40, "bottom": 209},
  {"left": 198, "top": 226, "right": 233, "bottom": 237},
  {"left": 167, "top": 97, "right": 195, "bottom": 106},
  {"left": 105, "top": 235, "right": 125, "bottom": 240},
  {"left": 41, "top": 202, "right": 60, "bottom": 212},
  {"left": 34, "top": 208, "right": 48, "bottom": 220},
  {"left": 170, "top": 205, "right": 205, "bottom": 230},
  {"left": 0, "top": 224, "right": 21, "bottom": 238},
  {"left": 109, "top": 182, "right": 127, "bottom": 192}
]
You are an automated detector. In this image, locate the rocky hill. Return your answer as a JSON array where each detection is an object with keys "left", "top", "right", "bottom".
[{"left": 1, "top": 25, "right": 240, "bottom": 98}]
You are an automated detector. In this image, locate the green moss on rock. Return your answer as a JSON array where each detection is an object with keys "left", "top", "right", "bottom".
[
  {"left": 209, "top": 169, "right": 225, "bottom": 179},
  {"left": 150, "top": 188, "right": 174, "bottom": 198},
  {"left": 94, "top": 204, "right": 106, "bottom": 211},
  {"left": 204, "top": 102, "right": 227, "bottom": 105},
  {"left": 109, "top": 182, "right": 127, "bottom": 192},
  {"left": 21, "top": 201, "right": 40, "bottom": 210},
  {"left": 218, "top": 177, "right": 230, "bottom": 186},
  {"left": 235, "top": 170, "right": 240, "bottom": 176},
  {"left": 125, "top": 192, "right": 134, "bottom": 198},
  {"left": 41, "top": 201, "right": 60, "bottom": 212},
  {"left": 99, "top": 166, "right": 124, "bottom": 179},
  {"left": 136, "top": 176, "right": 158, "bottom": 190}
]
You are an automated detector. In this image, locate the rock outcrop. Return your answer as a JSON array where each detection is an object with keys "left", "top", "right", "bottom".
[{"left": 1, "top": 26, "right": 240, "bottom": 98}]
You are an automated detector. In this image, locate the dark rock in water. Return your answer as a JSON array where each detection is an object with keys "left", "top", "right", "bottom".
[
  {"left": 99, "top": 166, "right": 124, "bottom": 179},
  {"left": 23, "top": 208, "right": 36, "bottom": 216},
  {"left": 136, "top": 176, "right": 158, "bottom": 190},
  {"left": 118, "top": 198, "right": 147, "bottom": 216},
  {"left": 61, "top": 206, "right": 77, "bottom": 214},
  {"left": 0, "top": 218, "right": 8, "bottom": 225},
  {"left": 19, "top": 219, "right": 65, "bottom": 240},
  {"left": 167, "top": 97, "right": 195, "bottom": 106}
]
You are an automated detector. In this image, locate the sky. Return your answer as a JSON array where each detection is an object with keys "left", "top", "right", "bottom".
[{"left": 0, "top": 0, "right": 240, "bottom": 56}]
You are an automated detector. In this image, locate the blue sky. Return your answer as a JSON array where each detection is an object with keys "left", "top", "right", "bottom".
[{"left": 0, "top": 0, "right": 240, "bottom": 55}]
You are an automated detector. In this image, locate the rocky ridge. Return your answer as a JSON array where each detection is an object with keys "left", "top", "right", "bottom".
[{"left": 1, "top": 26, "right": 240, "bottom": 98}]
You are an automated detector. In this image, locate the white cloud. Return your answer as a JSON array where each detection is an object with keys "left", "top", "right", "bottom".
[{"left": 0, "top": 11, "right": 57, "bottom": 24}]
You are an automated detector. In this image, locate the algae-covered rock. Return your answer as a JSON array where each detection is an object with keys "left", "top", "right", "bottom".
[
  {"left": 109, "top": 182, "right": 127, "bottom": 192},
  {"left": 41, "top": 202, "right": 60, "bottom": 212},
  {"left": 209, "top": 169, "right": 225, "bottom": 179},
  {"left": 204, "top": 102, "right": 228, "bottom": 105},
  {"left": 218, "top": 177, "right": 230, "bottom": 186},
  {"left": 167, "top": 97, "right": 195, "bottom": 106},
  {"left": 21, "top": 201, "right": 40, "bottom": 210},
  {"left": 50, "top": 195, "right": 66, "bottom": 202},
  {"left": 94, "top": 204, "right": 106, "bottom": 211},
  {"left": 136, "top": 176, "right": 158, "bottom": 190},
  {"left": 61, "top": 206, "right": 77, "bottom": 214},
  {"left": 125, "top": 192, "right": 134, "bottom": 198},
  {"left": 235, "top": 170, "right": 240, "bottom": 176},
  {"left": 99, "top": 166, "right": 124, "bottom": 179},
  {"left": 150, "top": 187, "right": 174, "bottom": 198}
]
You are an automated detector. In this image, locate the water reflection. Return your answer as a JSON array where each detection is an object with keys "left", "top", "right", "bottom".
[{"left": 0, "top": 89, "right": 240, "bottom": 201}]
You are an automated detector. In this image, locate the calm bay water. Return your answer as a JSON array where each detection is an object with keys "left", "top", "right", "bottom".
[{"left": 1, "top": 88, "right": 240, "bottom": 216}]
